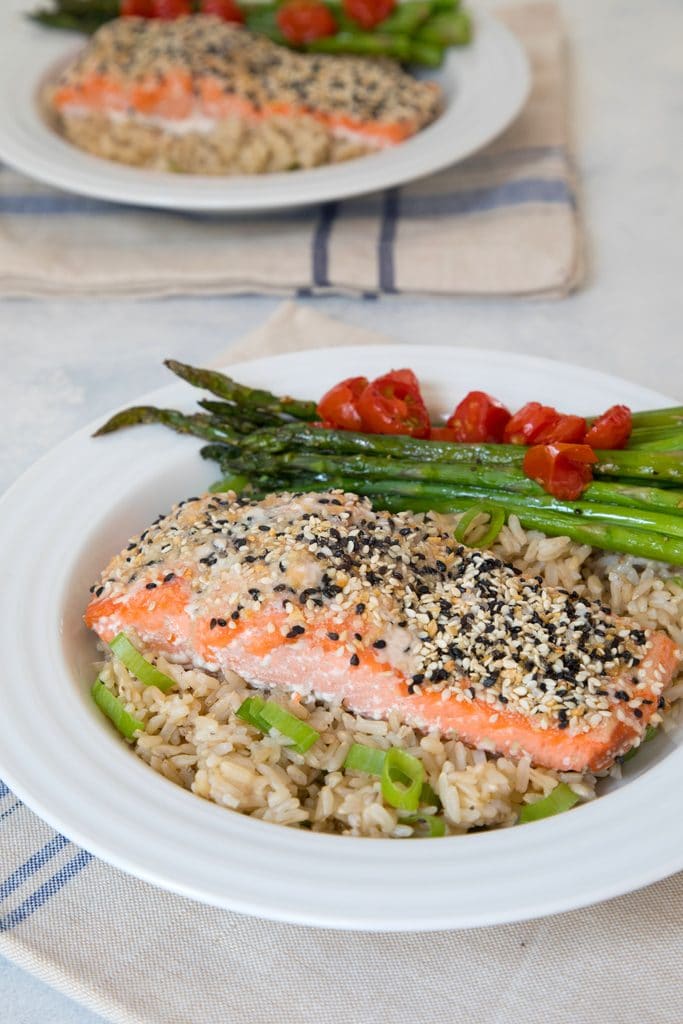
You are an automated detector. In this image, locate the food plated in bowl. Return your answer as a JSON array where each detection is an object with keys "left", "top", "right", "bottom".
[
  {"left": 0, "top": 1, "right": 529, "bottom": 210},
  {"left": 85, "top": 358, "right": 683, "bottom": 839},
  {"left": 46, "top": 16, "right": 443, "bottom": 174},
  {"left": 2, "top": 346, "right": 680, "bottom": 928}
]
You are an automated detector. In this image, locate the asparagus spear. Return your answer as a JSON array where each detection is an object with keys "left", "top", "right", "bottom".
[
  {"left": 55, "top": 0, "right": 118, "bottom": 14},
  {"left": 197, "top": 399, "right": 288, "bottom": 432},
  {"left": 629, "top": 430, "right": 683, "bottom": 452},
  {"left": 629, "top": 407, "right": 683, "bottom": 429},
  {"left": 377, "top": 1, "right": 433, "bottom": 35},
  {"left": 29, "top": 9, "right": 107, "bottom": 31},
  {"left": 406, "top": 39, "right": 444, "bottom": 66},
  {"left": 415, "top": 9, "right": 471, "bottom": 45},
  {"left": 93, "top": 406, "right": 239, "bottom": 444},
  {"left": 164, "top": 360, "right": 318, "bottom": 422}
]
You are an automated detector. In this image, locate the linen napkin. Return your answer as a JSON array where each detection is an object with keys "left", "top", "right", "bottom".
[
  {"left": 0, "top": 303, "right": 681, "bottom": 1024},
  {"left": 0, "top": 2, "right": 581, "bottom": 299}
]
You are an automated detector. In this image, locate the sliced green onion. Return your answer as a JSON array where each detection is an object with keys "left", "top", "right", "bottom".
[
  {"left": 419, "top": 781, "right": 441, "bottom": 809},
  {"left": 236, "top": 695, "right": 270, "bottom": 732},
  {"left": 236, "top": 696, "right": 320, "bottom": 753},
  {"left": 381, "top": 748, "right": 424, "bottom": 811},
  {"left": 454, "top": 505, "right": 505, "bottom": 548},
  {"left": 259, "top": 702, "right": 320, "bottom": 754},
  {"left": 519, "top": 782, "right": 580, "bottom": 823},
  {"left": 621, "top": 724, "right": 658, "bottom": 762},
  {"left": 91, "top": 679, "right": 144, "bottom": 741},
  {"left": 343, "top": 742, "right": 387, "bottom": 775},
  {"left": 109, "top": 633, "right": 176, "bottom": 693},
  {"left": 343, "top": 743, "right": 440, "bottom": 807},
  {"left": 400, "top": 812, "right": 447, "bottom": 837}
]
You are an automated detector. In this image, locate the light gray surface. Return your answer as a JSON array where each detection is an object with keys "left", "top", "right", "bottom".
[{"left": 0, "top": 0, "right": 681, "bottom": 1019}]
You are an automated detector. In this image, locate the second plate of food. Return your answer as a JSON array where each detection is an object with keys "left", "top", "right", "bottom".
[
  {"left": 0, "top": 345, "right": 681, "bottom": 931},
  {"left": 0, "top": 0, "right": 529, "bottom": 211}
]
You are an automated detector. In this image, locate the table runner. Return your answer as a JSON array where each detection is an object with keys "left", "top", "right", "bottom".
[
  {"left": 1, "top": 303, "right": 681, "bottom": 1024},
  {"left": 0, "top": 2, "right": 582, "bottom": 299}
]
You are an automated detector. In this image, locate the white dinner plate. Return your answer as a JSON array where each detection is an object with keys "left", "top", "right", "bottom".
[
  {"left": 0, "top": 346, "right": 681, "bottom": 931},
  {"left": 0, "top": 0, "right": 530, "bottom": 211}
]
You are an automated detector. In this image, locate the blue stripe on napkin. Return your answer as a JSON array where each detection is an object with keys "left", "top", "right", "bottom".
[
  {"left": 0, "top": 849, "right": 93, "bottom": 932},
  {"left": 312, "top": 201, "right": 338, "bottom": 288},
  {"left": 0, "top": 835, "right": 71, "bottom": 902},
  {"left": 0, "top": 803, "right": 19, "bottom": 824},
  {"left": 378, "top": 189, "right": 400, "bottom": 293}
]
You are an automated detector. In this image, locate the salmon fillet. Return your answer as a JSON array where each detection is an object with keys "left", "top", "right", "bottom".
[
  {"left": 48, "top": 16, "right": 442, "bottom": 173},
  {"left": 85, "top": 491, "right": 680, "bottom": 773}
]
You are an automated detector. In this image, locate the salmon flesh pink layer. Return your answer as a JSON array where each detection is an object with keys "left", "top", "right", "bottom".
[{"left": 85, "top": 491, "right": 680, "bottom": 773}]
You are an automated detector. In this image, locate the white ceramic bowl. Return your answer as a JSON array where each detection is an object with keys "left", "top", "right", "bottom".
[{"left": 0, "top": 346, "right": 680, "bottom": 930}]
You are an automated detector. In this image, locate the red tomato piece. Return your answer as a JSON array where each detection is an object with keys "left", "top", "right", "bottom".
[
  {"left": 357, "top": 373, "right": 431, "bottom": 439},
  {"left": 585, "top": 405, "right": 633, "bottom": 450},
  {"left": 446, "top": 390, "right": 511, "bottom": 443},
  {"left": 120, "top": 0, "right": 155, "bottom": 14},
  {"left": 149, "top": 0, "right": 192, "bottom": 16},
  {"left": 200, "top": 0, "right": 245, "bottom": 21},
  {"left": 317, "top": 376, "right": 368, "bottom": 432},
  {"left": 342, "top": 0, "right": 395, "bottom": 29},
  {"left": 534, "top": 414, "right": 587, "bottom": 445},
  {"left": 523, "top": 443, "right": 598, "bottom": 500},
  {"left": 503, "top": 402, "right": 560, "bottom": 446},
  {"left": 379, "top": 368, "right": 422, "bottom": 392},
  {"left": 276, "top": 0, "right": 337, "bottom": 43},
  {"left": 429, "top": 426, "right": 461, "bottom": 442}
]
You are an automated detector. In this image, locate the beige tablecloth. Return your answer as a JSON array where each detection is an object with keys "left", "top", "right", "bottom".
[{"left": 0, "top": 303, "right": 681, "bottom": 1024}]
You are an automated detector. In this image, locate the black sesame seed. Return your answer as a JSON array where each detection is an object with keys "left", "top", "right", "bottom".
[
  {"left": 326, "top": 631, "right": 339, "bottom": 641},
  {"left": 355, "top": 603, "right": 366, "bottom": 614},
  {"left": 145, "top": 582, "right": 157, "bottom": 590},
  {"left": 372, "top": 639, "right": 387, "bottom": 649},
  {"left": 286, "top": 625, "right": 305, "bottom": 639},
  {"left": 350, "top": 653, "right": 360, "bottom": 667}
]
